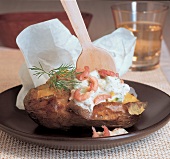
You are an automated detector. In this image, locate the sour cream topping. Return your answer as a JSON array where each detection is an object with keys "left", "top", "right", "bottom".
[{"left": 71, "top": 70, "right": 130, "bottom": 112}]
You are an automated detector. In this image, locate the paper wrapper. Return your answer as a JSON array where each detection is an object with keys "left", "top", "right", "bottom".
[{"left": 16, "top": 19, "right": 136, "bottom": 109}]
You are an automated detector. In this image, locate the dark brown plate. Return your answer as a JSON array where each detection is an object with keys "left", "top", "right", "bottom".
[{"left": 0, "top": 81, "right": 170, "bottom": 150}]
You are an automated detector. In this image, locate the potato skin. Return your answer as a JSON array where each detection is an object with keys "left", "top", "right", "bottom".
[
  {"left": 24, "top": 84, "right": 82, "bottom": 129},
  {"left": 24, "top": 84, "right": 147, "bottom": 129},
  {"left": 68, "top": 101, "right": 147, "bottom": 128}
]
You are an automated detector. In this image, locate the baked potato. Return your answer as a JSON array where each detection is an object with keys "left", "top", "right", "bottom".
[{"left": 24, "top": 66, "right": 147, "bottom": 129}]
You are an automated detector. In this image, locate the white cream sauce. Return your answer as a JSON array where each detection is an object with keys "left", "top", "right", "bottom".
[{"left": 71, "top": 70, "right": 130, "bottom": 112}]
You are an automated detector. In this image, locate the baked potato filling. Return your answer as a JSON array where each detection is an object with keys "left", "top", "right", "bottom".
[
  {"left": 70, "top": 66, "right": 138, "bottom": 113},
  {"left": 24, "top": 64, "right": 147, "bottom": 131}
]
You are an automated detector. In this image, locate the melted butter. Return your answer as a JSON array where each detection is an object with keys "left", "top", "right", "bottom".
[
  {"left": 123, "top": 93, "right": 138, "bottom": 104},
  {"left": 37, "top": 87, "right": 54, "bottom": 98}
]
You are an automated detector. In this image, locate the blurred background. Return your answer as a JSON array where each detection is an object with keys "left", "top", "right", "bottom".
[{"left": 0, "top": 0, "right": 170, "bottom": 50}]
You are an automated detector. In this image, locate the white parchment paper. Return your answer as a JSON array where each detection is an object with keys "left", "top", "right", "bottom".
[{"left": 16, "top": 19, "right": 136, "bottom": 109}]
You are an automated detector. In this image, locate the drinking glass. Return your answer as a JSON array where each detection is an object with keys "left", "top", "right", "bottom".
[{"left": 111, "top": 2, "right": 169, "bottom": 71}]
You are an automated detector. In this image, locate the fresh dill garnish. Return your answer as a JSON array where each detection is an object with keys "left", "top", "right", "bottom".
[{"left": 30, "top": 62, "right": 80, "bottom": 90}]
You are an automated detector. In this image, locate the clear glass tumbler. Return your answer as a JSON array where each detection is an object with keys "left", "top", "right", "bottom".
[{"left": 111, "top": 2, "right": 169, "bottom": 71}]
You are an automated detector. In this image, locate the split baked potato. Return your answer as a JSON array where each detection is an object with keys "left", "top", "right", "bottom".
[{"left": 24, "top": 66, "right": 147, "bottom": 129}]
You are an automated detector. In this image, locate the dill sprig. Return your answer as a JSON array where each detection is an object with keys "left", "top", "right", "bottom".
[{"left": 30, "top": 62, "right": 80, "bottom": 90}]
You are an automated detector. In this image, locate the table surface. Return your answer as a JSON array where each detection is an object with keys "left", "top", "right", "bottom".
[{"left": 0, "top": 42, "right": 170, "bottom": 158}]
